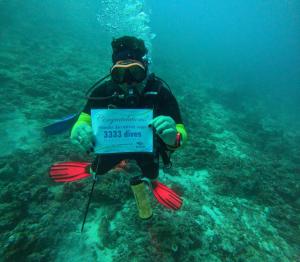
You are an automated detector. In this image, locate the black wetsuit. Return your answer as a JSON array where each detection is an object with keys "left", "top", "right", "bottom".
[{"left": 83, "top": 75, "right": 183, "bottom": 179}]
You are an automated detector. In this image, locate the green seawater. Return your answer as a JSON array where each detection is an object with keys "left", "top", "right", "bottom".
[{"left": 0, "top": 0, "right": 299, "bottom": 261}]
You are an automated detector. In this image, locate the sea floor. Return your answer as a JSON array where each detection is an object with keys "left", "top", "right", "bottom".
[{"left": 0, "top": 25, "right": 299, "bottom": 262}]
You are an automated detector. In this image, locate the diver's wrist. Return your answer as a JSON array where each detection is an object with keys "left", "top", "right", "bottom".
[
  {"left": 165, "top": 132, "right": 181, "bottom": 149},
  {"left": 175, "top": 132, "right": 182, "bottom": 147}
]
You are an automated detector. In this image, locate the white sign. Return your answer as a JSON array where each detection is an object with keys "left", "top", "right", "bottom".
[{"left": 91, "top": 109, "right": 153, "bottom": 154}]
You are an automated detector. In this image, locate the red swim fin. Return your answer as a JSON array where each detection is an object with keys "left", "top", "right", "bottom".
[
  {"left": 49, "top": 162, "right": 91, "bottom": 182},
  {"left": 151, "top": 181, "right": 183, "bottom": 210}
]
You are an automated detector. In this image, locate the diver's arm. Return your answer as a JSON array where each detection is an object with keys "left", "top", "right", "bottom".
[
  {"left": 70, "top": 82, "right": 108, "bottom": 135},
  {"left": 70, "top": 83, "right": 106, "bottom": 151},
  {"left": 70, "top": 112, "right": 94, "bottom": 152},
  {"left": 70, "top": 112, "right": 91, "bottom": 133},
  {"left": 157, "top": 86, "right": 187, "bottom": 150}
]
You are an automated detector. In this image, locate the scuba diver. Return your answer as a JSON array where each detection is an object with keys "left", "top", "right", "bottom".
[{"left": 49, "top": 36, "right": 187, "bottom": 226}]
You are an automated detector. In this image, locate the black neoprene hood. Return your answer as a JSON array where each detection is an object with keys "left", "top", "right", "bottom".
[{"left": 111, "top": 36, "right": 148, "bottom": 63}]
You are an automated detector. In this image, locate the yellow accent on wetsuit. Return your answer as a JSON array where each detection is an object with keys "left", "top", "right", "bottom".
[
  {"left": 165, "top": 124, "right": 187, "bottom": 151},
  {"left": 70, "top": 112, "right": 91, "bottom": 137},
  {"left": 176, "top": 124, "right": 188, "bottom": 144}
]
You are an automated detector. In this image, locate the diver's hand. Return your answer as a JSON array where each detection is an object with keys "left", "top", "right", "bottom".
[
  {"left": 149, "top": 116, "right": 177, "bottom": 146},
  {"left": 70, "top": 123, "right": 95, "bottom": 153}
]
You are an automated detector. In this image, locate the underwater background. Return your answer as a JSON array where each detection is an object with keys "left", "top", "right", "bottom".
[{"left": 0, "top": 0, "right": 299, "bottom": 261}]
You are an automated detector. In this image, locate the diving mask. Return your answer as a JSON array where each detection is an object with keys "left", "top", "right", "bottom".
[{"left": 111, "top": 59, "right": 147, "bottom": 84}]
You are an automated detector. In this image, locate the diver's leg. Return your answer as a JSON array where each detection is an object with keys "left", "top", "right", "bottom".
[
  {"left": 135, "top": 153, "right": 159, "bottom": 180},
  {"left": 91, "top": 155, "right": 124, "bottom": 175}
]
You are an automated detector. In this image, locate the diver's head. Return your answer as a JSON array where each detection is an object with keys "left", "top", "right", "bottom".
[{"left": 110, "top": 36, "right": 148, "bottom": 86}]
